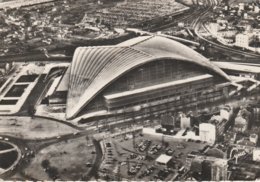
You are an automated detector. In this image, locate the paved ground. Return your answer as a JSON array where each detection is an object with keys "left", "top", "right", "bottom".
[
  {"left": 0, "top": 116, "right": 78, "bottom": 140},
  {"left": 109, "top": 134, "right": 206, "bottom": 180},
  {"left": 17, "top": 74, "right": 47, "bottom": 115}
]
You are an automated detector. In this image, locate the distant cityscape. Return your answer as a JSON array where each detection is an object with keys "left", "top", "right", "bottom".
[{"left": 0, "top": 0, "right": 259, "bottom": 181}]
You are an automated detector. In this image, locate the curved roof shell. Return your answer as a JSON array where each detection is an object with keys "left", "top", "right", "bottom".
[{"left": 67, "top": 36, "right": 230, "bottom": 119}]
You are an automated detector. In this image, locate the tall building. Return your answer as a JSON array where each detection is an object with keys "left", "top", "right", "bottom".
[
  {"left": 49, "top": 35, "right": 245, "bottom": 123},
  {"left": 234, "top": 108, "right": 251, "bottom": 133},
  {"left": 211, "top": 159, "right": 228, "bottom": 181},
  {"left": 180, "top": 113, "right": 191, "bottom": 129},
  {"left": 0, "top": 62, "right": 13, "bottom": 76},
  {"left": 235, "top": 33, "right": 253, "bottom": 48},
  {"left": 161, "top": 113, "right": 175, "bottom": 131},
  {"left": 187, "top": 153, "right": 228, "bottom": 181},
  {"left": 253, "top": 148, "right": 260, "bottom": 161},
  {"left": 199, "top": 123, "right": 216, "bottom": 144},
  {"left": 254, "top": 5, "right": 260, "bottom": 13},
  {"left": 249, "top": 133, "right": 258, "bottom": 144},
  {"left": 239, "top": 3, "right": 245, "bottom": 11},
  {"left": 253, "top": 107, "right": 260, "bottom": 123},
  {"left": 199, "top": 109, "right": 231, "bottom": 144}
]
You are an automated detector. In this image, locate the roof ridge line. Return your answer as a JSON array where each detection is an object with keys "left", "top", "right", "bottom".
[
  {"left": 76, "top": 45, "right": 129, "bottom": 49},
  {"left": 129, "top": 35, "right": 155, "bottom": 46},
  {"left": 128, "top": 46, "right": 153, "bottom": 58}
]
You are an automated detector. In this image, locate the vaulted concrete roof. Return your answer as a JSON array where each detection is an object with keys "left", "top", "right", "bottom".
[{"left": 66, "top": 35, "right": 230, "bottom": 119}]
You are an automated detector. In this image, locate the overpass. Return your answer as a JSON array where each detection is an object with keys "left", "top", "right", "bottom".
[{"left": 126, "top": 28, "right": 200, "bottom": 46}]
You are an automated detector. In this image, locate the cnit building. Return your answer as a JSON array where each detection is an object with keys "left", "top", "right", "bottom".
[{"left": 50, "top": 35, "right": 244, "bottom": 122}]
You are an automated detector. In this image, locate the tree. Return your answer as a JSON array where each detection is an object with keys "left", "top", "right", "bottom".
[
  {"left": 41, "top": 159, "right": 50, "bottom": 169},
  {"left": 164, "top": 142, "right": 169, "bottom": 148},
  {"left": 47, "top": 166, "right": 59, "bottom": 180},
  {"left": 95, "top": 18, "right": 100, "bottom": 25}
]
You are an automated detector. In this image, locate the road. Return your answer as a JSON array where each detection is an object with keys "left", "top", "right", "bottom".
[
  {"left": 191, "top": 0, "right": 260, "bottom": 61},
  {"left": 0, "top": 128, "right": 93, "bottom": 180},
  {"left": 87, "top": 139, "right": 103, "bottom": 180},
  {"left": 0, "top": 0, "right": 259, "bottom": 180},
  {"left": 0, "top": 52, "right": 72, "bottom": 63},
  {"left": 148, "top": 0, "right": 260, "bottom": 62},
  {"left": 16, "top": 74, "right": 48, "bottom": 116}
]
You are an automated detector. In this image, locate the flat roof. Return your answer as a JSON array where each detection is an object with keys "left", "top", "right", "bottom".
[
  {"left": 156, "top": 154, "right": 172, "bottom": 164},
  {"left": 213, "top": 62, "right": 260, "bottom": 74},
  {"left": 104, "top": 74, "right": 212, "bottom": 100}
]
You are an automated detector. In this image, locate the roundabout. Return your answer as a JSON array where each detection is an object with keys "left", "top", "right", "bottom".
[{"left": 0, "top": 140, "right": 21, "bottom": 176}]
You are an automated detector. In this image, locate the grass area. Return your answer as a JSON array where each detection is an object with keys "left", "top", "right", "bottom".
[
  {"left": 16, "top": 75, "right": 38, "bottom": 83},
  {"left": 5, "top": 84, "right": 28, "bottom": 97},
  {"left": 0, "top": 99, "right": 18, "bottom": 105},
  {"left": 24, "top": 136, "right": 95, "bottom": 180},
  {"left": 0, "top": 151, "right": 18, "bottom": 169}
]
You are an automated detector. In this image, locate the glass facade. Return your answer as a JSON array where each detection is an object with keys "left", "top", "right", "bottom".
[{"left": 78, "top": 59, "right": 230, "bottom": 120}]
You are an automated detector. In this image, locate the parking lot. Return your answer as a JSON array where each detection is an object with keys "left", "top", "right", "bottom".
[{"left": 99, "top": 130, "right": 207, "bottom": 180}]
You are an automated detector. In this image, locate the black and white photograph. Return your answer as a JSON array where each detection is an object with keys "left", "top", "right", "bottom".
[{"left": 0, "top": 0, "right": 259, "bottom": 181}]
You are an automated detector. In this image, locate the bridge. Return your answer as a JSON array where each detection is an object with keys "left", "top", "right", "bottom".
[{"left": 126, "top": 28, "right": 200, "bottom": 46}]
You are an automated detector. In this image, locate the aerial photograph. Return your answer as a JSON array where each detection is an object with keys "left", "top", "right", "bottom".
[{"left": 0, "top": 0, "right": 259, "bottom": 181}]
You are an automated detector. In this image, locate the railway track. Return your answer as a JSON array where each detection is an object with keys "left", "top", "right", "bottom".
[{"left": 192, "top": 0, "right": 260, "bottom": 60}]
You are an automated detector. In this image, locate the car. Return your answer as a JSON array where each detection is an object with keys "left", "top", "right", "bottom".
[
  {"left": 136, "top": 163, "right": 142, "bottom": 169},
  {"left": 177, "top": 144, "right": 185, "bottom": 149},
  {"left": 120, "top": 162, "right": 127, "bottom": 166},
  {"left": 4, "top": 138, "right": 9, "bottom": 141},
  {"left": 138, "top": 175, "right": 143, "bottom": 179},
  {"left": 56, "top": 136, "right": 61, "bottom": 139},
  {"left": 86, "top": 163, "right": 92, "bottom": 167},
  {"left": 0, "top": 136, "right": 3, "bottom": 140},
  {"left": 156, "top": 144, "right": 162, "bottom": 150},
  {"left": 166, "top": 149, "right": 174, "bottom": 155},
  {"left": 130, "top": 154, "right": 137, "bottom": 159},
  {"left": 73, "top": 132, "right": 80, "bottom": 135},
  {"left": 106, "top": 143, "right": 111, "bottom": 147}
]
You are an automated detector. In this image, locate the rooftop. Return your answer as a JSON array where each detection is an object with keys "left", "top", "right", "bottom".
[
  {"left": 213, "top": 61, "right": 260, "bottom": 73},
  {"left": 155, "top": 154, "right": 172, "bottom": 164},
  {"left": 66, "top": 35, "right": 230, "bottom": 119}
]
